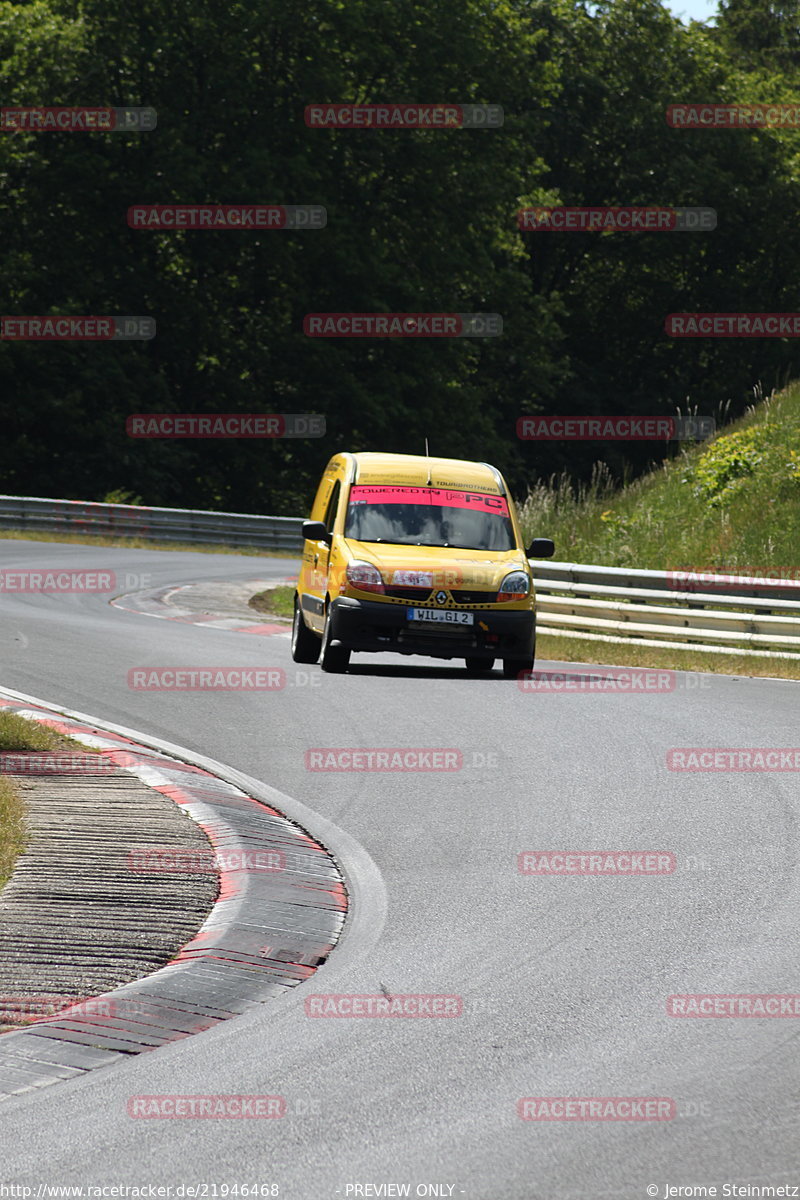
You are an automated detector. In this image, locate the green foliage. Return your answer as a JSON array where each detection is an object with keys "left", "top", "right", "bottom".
[
  {"left": 0, "top": 711, "right": 60, "bottom": 751},
  {"left": 3, "top": 0, "right": 800, "bottom": 517},
  {"left": 519, "top": 382, "right": 800, "bottom": 571},
  {"left": 689, "top": 425, "right": 777, "bottom": 506},
  {"left": 102, "top": 489, "right": 143, "bottom": 505},
  {"left": 0, "top": 776, "right": 26, "bottom": 891},
  {"left": 716, "top": 0, "right": 800, "bottom": 71}
]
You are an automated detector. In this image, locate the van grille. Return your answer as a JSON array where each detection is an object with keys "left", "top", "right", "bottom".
[
  {"left": 380, "top": 588, "right": 499, "bottom": 607},
  {"left": 449, "top": 589, "right": 497, "bottom": 604},
  {"left": 383, "top": 587, "right": 434, "bottom": 601}
]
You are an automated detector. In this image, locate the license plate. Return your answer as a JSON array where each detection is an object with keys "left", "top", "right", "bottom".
[{"left": 407, "top": 608, "right": 473, "bottom": 626}]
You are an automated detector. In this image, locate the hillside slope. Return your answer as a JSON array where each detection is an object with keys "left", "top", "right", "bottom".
[
  {"left": 519, "top": 384, "right": 800, "bottom": 678},
  {"left": 520, "top": 384, "right": 800, "bottom": 573}
]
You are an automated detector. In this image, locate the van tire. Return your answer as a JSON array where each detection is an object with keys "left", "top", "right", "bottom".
[
  {"left": 292, "top": 600, "right": 321, "bottom": 664},
  {"left": 320, "top": 605, "right": 350, "bottom": 673},
  {"left": 502, "top": 636, "right": 536, "bottom": 680},
  {"left": 465, "top": 657, "right": 494, "bottom": 674}
]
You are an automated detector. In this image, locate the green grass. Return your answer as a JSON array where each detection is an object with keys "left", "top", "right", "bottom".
[
  {"left": 0, "top": 713, "right": 46, "bottom": 888},
  {"left": 519, "top": 382, "right": 800, "bottom": 572},
  {"left": 249, "top": 585, "right": 294, "bottom": 619},
  {"left": 536, "top": 632, "right": 800, "bottom": 681},
  {"left": 0, "top": 776, "right": 26, "bottom": 889},
  {"left": 0, "top": 530, "right": 297, "bottom": 557},
  {"left": 0, "top": 711, "right": 104, "bottom": 754},
  {"left": 520, "top": 382, "right": 800, "bottom": 679},
  {"left": 0, "top": 711, "right": 63, "bottom": 752},
  {"left": 0, "top": 713, "right": 106, "bottom": 889}
]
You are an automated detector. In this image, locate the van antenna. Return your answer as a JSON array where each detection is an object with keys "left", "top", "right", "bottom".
[{"left": 424, "top": 437, "right": 432, "bottom": 485}]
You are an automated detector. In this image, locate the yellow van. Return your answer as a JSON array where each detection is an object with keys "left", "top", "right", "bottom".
[{"left": 292, "top": 452, "right": 554, "bottom": 675}]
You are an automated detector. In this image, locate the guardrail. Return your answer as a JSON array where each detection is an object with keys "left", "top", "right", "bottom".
[
  {"left": 531, "top": 561, "right": 800, "bottom": 659},
  {"left": 0, "top": 495, "right": 304, "bottom": 552},
  {"left": 2, "top": 495, "right": 797, "bottom": 658}
]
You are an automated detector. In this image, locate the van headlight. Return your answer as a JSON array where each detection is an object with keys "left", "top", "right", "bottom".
[
  {"left": 345, "top": 561, "right": 385, "bottom": 595},
  {"left": 497, "top": 571, "right": 531, "bottom": 602}
]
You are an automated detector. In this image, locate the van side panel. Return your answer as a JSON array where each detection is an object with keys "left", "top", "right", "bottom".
[
  {"left": 300, "top": 456, "right": 346, "bottom": 630},
  {"left": 309, "top": 457, "right": 341, "bottom": 523}
]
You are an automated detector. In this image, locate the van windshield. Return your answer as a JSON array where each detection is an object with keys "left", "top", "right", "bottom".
[{"left": 345, "top": 485, "right": 515, "bottom": 551}]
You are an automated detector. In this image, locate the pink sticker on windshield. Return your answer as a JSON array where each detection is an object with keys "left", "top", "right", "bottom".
[{"left": 348, "top": 486, "right": 509, "bottom": 515}]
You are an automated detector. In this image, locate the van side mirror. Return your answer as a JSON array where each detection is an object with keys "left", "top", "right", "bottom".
[
  {"left": 302, "top": 520, "right": 332, "bottom": 546},
  {"left": 527, "top": 538, "right": 555, "bottom": 558}
]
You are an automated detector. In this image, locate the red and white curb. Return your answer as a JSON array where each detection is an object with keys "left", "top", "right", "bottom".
[{"left": 0, "top": 687, "right": 375, "bottom": 1098}]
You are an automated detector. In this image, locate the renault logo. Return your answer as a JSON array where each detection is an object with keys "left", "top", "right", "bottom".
[{"left": 435, "top": 590, "right": 448, "bottom": 605}]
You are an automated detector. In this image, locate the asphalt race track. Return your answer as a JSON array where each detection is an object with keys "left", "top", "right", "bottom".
[{"left": 1, "top": 540, "right": 799, "bottom": 1200}]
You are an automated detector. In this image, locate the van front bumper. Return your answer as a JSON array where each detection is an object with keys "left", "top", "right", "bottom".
[{"left": 329, "top": 597, "right": 535, "bottom": 660}]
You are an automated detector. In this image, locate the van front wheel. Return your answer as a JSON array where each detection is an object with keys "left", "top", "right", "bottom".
[
  {"left": 502, "top": 636, "right": 536, "bottom": 680},
  {"left": 292, "top": 600, "right": 321, "bottom": 664},
  {"left": 320, "top": 606, "right": 350, "bottom": 673}
]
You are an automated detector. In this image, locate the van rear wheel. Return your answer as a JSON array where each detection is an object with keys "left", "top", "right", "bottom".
[{"left": 292, "top": 600, "right": 321, "bottom": 664}]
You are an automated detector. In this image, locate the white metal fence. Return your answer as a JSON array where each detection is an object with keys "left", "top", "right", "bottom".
[
  {"left": 531, "top": 561, "right": 800, "bottom": 659},
  {"left": 2, "top": 495, "right": 798, "bottom": 658},
  {"left": 0, "top": 495, "right": 304, "bottom": 552}
]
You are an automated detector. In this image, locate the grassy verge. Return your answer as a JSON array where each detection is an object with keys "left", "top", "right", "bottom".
[
  {"left": 0, "top": 710, "right": 95, "bottom": 753},
  {"left": 520, "top": 382, "right": 800, "bottom": 677},
  {"left": 0, "top": 712, "right": 58, "bottom": 889},
  {"left": 536, "top": 632, "right": 800, "bottom": 680},
  {"left": 0, "top": 777, "right": 26, "bottom": 890},
  {"left": 0, "top": 711, "right": 107, "bottom": 887},
  {"left": 0, "top": 530, "right": 297, "bottom": 557},
  {"left": 249, "top": 585, "right": 294, "bottom": 619},
  {"left": 519, "top": 383, "right": 800, "bottom": 572}
]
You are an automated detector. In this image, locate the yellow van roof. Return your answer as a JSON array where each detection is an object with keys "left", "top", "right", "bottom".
[{"left": 350, "top": 453, "right": 504, "bottom": 495}]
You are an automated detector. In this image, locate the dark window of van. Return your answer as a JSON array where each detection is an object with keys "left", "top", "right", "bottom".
[
  {"left": 344, "top": 485, "right": 514, "bottom": 551},
  {"left": 323, "top": 480, "right": 341, "bottom": 533}
]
